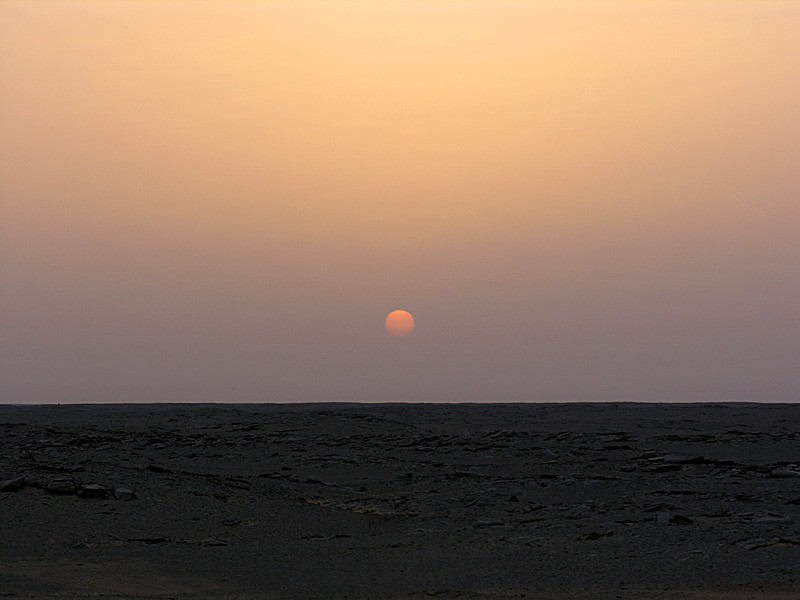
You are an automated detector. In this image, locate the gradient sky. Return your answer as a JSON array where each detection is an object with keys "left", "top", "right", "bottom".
[{"left": 1, "top": 1, "right": 798, "bottom": 403}]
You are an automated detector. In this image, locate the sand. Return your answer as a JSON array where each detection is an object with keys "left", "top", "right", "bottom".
[{"left": 1, "top": 402, "right": 799, "bottom": 599}]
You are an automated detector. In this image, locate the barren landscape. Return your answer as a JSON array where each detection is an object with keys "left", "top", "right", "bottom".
[{"left": 2, "top": 403, "right": 799, "bottom": 599}]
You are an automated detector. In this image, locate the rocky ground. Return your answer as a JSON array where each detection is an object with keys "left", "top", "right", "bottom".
[{"left": 1, "top": 403, "right": 799, "bottom": 599}]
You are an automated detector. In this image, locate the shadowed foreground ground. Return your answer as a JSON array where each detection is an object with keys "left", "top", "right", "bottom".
[{"left": 1, "top": 403, "right": 799, "bottom": 599}]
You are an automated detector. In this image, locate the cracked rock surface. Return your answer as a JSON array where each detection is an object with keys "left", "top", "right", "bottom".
[{"left": 1, "top": 403, "right": 799, "bottom": 599}]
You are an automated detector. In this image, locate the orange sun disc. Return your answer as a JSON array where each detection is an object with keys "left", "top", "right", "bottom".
[{"left": 385, "top": 310, "right": 414, "bottom": 337}]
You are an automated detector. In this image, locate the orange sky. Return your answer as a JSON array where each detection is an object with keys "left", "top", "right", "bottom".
[{"left": 1, "top": 1, "right": 798, "bottom": 402}]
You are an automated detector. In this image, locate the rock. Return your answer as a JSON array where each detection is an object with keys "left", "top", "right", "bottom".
[
  {"left": 77, "top": 483, "right": 106, "bottom": 498},
  {"left": 201, "top": 538, "right": 229, "bottom": 546},
  {"left": 113, "top": 486, "right": 135, "bottom": 501},
  {"left": 735, "top": 493, "right": 758, "bottom": 502},
  {"left": 33, "top": 463, "right": 83, "bottom": 473},
  {"left": 657, "top": 511, "right": 671, "bottom": 526},
  {"left": 643, "top": 503, "right": 673, "bottom": 513},
  {"left": 146, "top": 464, "right": 172, "bottom": 474},
  {"left": 474, "top": 518, "right": 504, "bottom": 528},
  {"left": 650, "top": 464, "right": 682, "bottom": 473},
  {"left": 671, "top": 514, "right": 693, "bottom": 525},
  {"left": 659, "top": 453, "right": 696, "bottom": 464},
  {"left": 567, "top": 506, "right": 593, "bottom": 520},
  {"left": 46, "top": 479, "right": 77, "bottom": 495},
  {"left": 0, "top": 476, "right": 25, "bottom": 492},
  {"left": 701, "top": 509, "right": 730, "bottom": 518},
  {"left": 580, "top": 530, "right": 615, "bottom": 540},
  {"left": 770, "top": 468, "right": 800, "bottom": 478},
  {"left": 222, "top": 518, "right": 244, "bottom": 527},
  {"left": 753, "top": 513, "right": 792, "bottom": 524},
  {"left": 738, "top": 537, "right": 800, "bottom": 550},
  {"left": 508, "top": 495, "right": 519, "bottom": 502}
]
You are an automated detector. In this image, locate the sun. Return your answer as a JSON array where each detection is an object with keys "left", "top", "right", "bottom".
[{"left": 385, "top": 309, "right": 414, "bottom": 337}]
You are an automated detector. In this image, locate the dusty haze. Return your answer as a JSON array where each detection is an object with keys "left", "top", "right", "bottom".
[{"left": 1, "top": 1, "right": 798, "bottom": 403}]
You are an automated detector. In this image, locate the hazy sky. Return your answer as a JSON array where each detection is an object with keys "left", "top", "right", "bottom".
[{"left": 1, "top": 1, "right": 798, "bottom": 403}]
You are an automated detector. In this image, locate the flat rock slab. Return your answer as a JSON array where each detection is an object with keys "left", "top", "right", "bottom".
[
  {"left": 76, "top": 483, "right": 106, "bottom": 498},
  {"left": 45, "top": 479, "right": 77, "bottom": 495},
  {"left": 1, "top": 402, "right": 799, "bottom": 599},
  {"left": 113, "top": 486, "right": 135, "bottom": 501},
  {"left": 0, "top": 476, "right": 25, "bottom": 492}
]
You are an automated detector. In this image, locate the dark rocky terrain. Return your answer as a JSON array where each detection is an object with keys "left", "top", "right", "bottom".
[{"left": 1, "top": 403, "right": 799, "bottom": 599}]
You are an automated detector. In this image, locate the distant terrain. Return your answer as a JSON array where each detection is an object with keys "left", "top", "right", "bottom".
[{"left": 2, "top": 403, "right": 799, "bottom": 599}]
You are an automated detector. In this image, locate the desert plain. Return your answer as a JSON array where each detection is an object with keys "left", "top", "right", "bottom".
[{"left": 1, "top": 402, "right": 799, "bottom": 599}]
